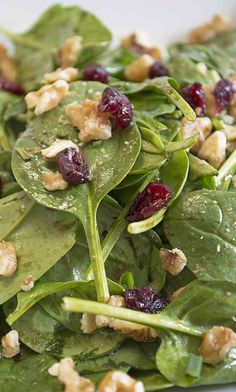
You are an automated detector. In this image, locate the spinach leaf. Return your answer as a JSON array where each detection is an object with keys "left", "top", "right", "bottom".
[
  {"left": 149, "top": 247, "right": 166, "bottom": 291},
  {"left": 131, "top": 370, "right": 173, "bottom": 391},
  {"left": 0, "top": 5, "right": 112, "bottom": 90},
  {"left": 0, "top": 91, "right": 17, "bottom": 150},
  {"left": 188, "top": 153, "right": 218, "bottom": 181},
  {"left": 164, "top": 190, "right": 236, "bottom": 281},
  {"left": 12, "top": 81, "right": 141, "bottom": 302},
  {"left": 156, "top": 280, "right": 236, "bottom": 387}
]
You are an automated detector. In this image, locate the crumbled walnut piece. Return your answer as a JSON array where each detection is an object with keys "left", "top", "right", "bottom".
[
  {"left": 203, "top": 84, "right": 218, "bottom": 116},
  {"left": 42, "top": 67, "right": 79, "bottom": 84},
  {"left": 227, "top": 140, "right": 236, "bottom": 153},
  {"left": 160, "top": 248, "right": 187, "bottom": 276},
  {"left": 20, "top": 275, "right": 34, "bottom": 291},
  {"left": 80, "top": 313, "right": 97, "bottom": 333},
  {"left": 199, "top": 326, "right": 236, "bottom": 365},
  {"left": 198, "top": 130, "right": 227, "bottom": 168},
  {"left": 41, "top": 139, "right": 79, "bottom": 160},
  {"left": 188, "top": 14, "right": 231, "bottom": 44},
  {"left": 99, "top": 371, "right": 144, "bottom": 392},
  {"left": 169, "top": 286, "right": 186, "bottom": 302},
  {"left": 42, "top": 171, "right": 68, "bottom": 191},
  {"left": 25, "top": 80, "right": 69, "bottom": 115},
  {"left": 1, "top": 330, "right": 20, "bottom": 358},
  {"left": 65, "top": 99, "right": 112, "bottom": 143},
  {"left": 0, "top": 241, "right": 17, "bottom": 277},
  {"left": 0, "top": 43, "right": 17, "bottom": 81},
  {"left": 180, "top": 117, "right": 212, "bottom": 153},
  {"left": 57, "top": 36, "right": 82, "bottom": 68},
  {"left": 124, "top": 54, "right": 154, "bottom": 82},
  {"left": 121, "top": 32, "right": 162, "bottom": 60},
  {"left": 49, "top": 357, "right": 95, "bottom": 392},
  {"left": 221, "top": 125, "right": 236, "bottom": 141}
]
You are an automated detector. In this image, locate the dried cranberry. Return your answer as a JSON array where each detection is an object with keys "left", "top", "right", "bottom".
[
  {"left": 98, "top": 87, "right": 133, "bottom": 129},
  {"left": 57, "top": 147, "right": 89, "bottom": 185},
  {"left": 181, "top": 82, "right": 206, "bottom": 116},
  {"left": 0, "top": 79, "right": 25, "bottom": 95},
  {"left": 83, "top": 64, "right": 109, "bottom": 84},
  {"left": 149, "top": 62, "right": 169, "bottom": 78},
  {"left": 214, "top": 79, "right": 235, "bottom": 113},
  {"left": 127, "top": 182, "right": 173, "bottom": 222},
  {"left": 124, "top": 286, "right": 169, "bottom": 314}
]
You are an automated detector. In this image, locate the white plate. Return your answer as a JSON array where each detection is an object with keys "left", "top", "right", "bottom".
[{"left": 0, "top": 1, "right": 235, "bottom": 391}]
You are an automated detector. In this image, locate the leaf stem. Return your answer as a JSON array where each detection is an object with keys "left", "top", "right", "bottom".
[
  {"left": 216, "top": 149, "right": 236, "bottom": 190},
  {"left": 62, "top": 297, "right": 203, "bottom": 337}
]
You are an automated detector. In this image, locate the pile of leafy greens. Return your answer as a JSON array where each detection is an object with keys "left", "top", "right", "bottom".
[{"left": 0, "top": 4, "right": 235, "bottom": 391}]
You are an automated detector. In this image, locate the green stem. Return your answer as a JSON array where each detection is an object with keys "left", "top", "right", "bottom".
[
  {"left": 62, "top": 297, "right": 203, "bottom": 337},
  {"left": 86, "top": 199, "right": 109, "bottom": 302},
  {"left": 0, "top": 26, "right": 45, "bottom": 49},
  {"left": 216, "top": 149, "right": 236, "bottom": 190}
]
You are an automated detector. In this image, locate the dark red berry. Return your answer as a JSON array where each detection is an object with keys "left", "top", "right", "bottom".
[
  {"left": 98, "top": 87, "right": 133, "bottom": 129},
  {"left": 149, "top": 62, "right": 169, "bottom": 78},
  {"left": 127, "top": 182, "right": 173, "bottom": 222},
  {"left": 0, "top": 78, "right": 25, "bottom": 95},
  {"left": 124, "top": 286, "right": 169, "bottom": 314},
  {"left": 181, "top": 82, "right": 206, "bottom": 116},
  {"left": 57, "top": 147, "right": 89, "bottom": 185},
  {"left": 83, "top": 63, "right": 109, "bottom": 84},
  {"left": 214, "top": 79, "right": 235, "bottom": 113}
]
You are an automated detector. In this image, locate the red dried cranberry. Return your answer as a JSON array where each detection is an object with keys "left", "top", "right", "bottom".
[
  {"left": 0, "top": 79, "right": 25, "bottom": 95},
  {"left": 124, "top": 286, "right": 169, "bottom": 314},
  {"left": 214, "top": 79, "right": 235, "bottom": 113},
  {"left": 57, "top": 147, "right": 89, "bottom": 185},
  {"left": 181, "top": 82, "right": 206, "bottom": 116},
  {"left": 127, "top": 182, "right": 173, "bottom": 222},
  {"left": 83, "top": 64, "right": 109, "bottom": 84},
  {"left": 98, "top": 87, "right": 133, "bottom": 129},
  {"left": 149, "top": 62, "right": 169, "bottom": 78}
]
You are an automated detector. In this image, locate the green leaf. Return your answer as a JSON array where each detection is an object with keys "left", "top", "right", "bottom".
[
  {"left": 149, "top": 247, "right": 166, "bottom": 291},
  {"left": 0, "top": 91, "right": 18, "bottom": 150},
  {"left": 216, "top": 149, "right": 236, "bottom": 190},
  {"left": 164, "top": 190, "right": 236, "bottom": 281},
  {"left": 131, "top": 370, "right": 173, "bottom": 391},
  {"left": 165, "top": 133, "right": 198, "bottom": 152}
]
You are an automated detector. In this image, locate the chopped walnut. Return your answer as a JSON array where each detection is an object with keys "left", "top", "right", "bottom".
[
  {"left": 49, "top": 357, "right": 95, "bottom": 392},
  {"left": 124, "top": 54, "right": 154, "bottom": 82},
  {"left": 25, "top": 80, "right": 69, "bottom": 115},
  {"left": 42, "top": 171, "right": 68, "bottom": 191},
  {"left": 169, "top": 286, "right": 186, "bottom": 302},
  {"left": 99, "top": 371, "right": 144, "bottom": 392},
  {"left": 57, "top": 36, "right": 82, "bottom": 68},
  {"left": 80, "top": 313, "right": 97, "bottom": 333},
  {"left": 227, "top": 140, "right": 236, "bottom": 153},
  {"left": 65, "top": 99, "right": 112, "bottom": 143},
  {"left": 199, "top": 326, "right": 236, "bottom": 365},
  {"left": 42, "top": 67, "right": 79, "bottom": 84},
  {"left": 0, "top": 241, "right": 17, "bottom": 277},
  {"left": 180, "top": 117, "right": 212, "bottom": 153},
  {"left": 0, "top": 43, "right": 17, "bottom": 81},
  {"left": 121, "top": 32, "right": 163, "bottom": 60},
  {"left": 20, "top": 275, "right": 34, "bottom": 291},
  {"left": 203, "top": 84, "right": 217, "bottom": 117},
  {"left": 41, "top": 139, "right": 79, "bottom": 160},
  {"left": 221, "top": 125, "right": 236, "bottom": 141},
  {"left": 188, "top": 14, "right": 231, "bottom": 44},
  {"left": 198, "top": 130, "right": 227, "bottom": 169},
  {"left": 160, "top": 248, "right": 187, "bottom": 276},
  {"left": 1, "top": 330, "right": 20, "bottom": 358}
]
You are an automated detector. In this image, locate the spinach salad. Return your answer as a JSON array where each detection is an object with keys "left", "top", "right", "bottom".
[{"left": 0, "top": 5, "right": 235, "bottom": 391}]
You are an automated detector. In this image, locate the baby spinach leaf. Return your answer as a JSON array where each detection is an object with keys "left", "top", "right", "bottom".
[
  {"left": 1, "top": 5, "right": 111, "bottom": 90},
  {"left": 188, "top": 153, "right": 218, "bottom": 181},
  {"left": 131, "top": 370, "right": 173, "bottom": 391},
  {"left": 149, "top": 247, "right": 166, "bottom": 291},
  {"left": 12, "top": 81, "right": 141, "bottom": 302},
  {"left": 0, "top": 204, "right": 76, "bottom": 304},
  {"left": 164, "top": 190, "right": 236, "bottom": 281},
  {"left": 0, "top": 91, "right": 17, "bottom": 150},
  {"left": 156, "top": 280, "right": 236, "bottom": 387}
]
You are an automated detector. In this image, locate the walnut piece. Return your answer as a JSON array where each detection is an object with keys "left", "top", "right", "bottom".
[
  {"left": 221, "top": 125, "right": 236, "bottom": 141},
  {"left": 80, "top": 313, "right": 97, "bottom": 333},
  {"left": 203, "top": 84, "right": 217, "bottom": 117},
  {"left": 65, "top": 99, "right": 112, "bottom": 143},
  {"left": 121, "top": 32, "right": 163, "bottom": 60},
  {"left": 124, "top": 54, "right": 154, "bottom": 82},
  {"left": 0, "top": 241, "right": 17, "bottom": 277},
  {"left": 42, "top": 171, "right": 68, "bottom": 191},
  {"left": 57, "top": 36, "right": 82, "bottom": 68},
  {"left": 199, "top": 326, "right": 236, "bottom": 365},
  {"left": 198, "top": 130, "right": 227, "bottom": 169},
  {"left": 160, "top": 248, "right": 187, "bottom": 276},
  {"left": 41, "top": 139, "right": 79, "bottom": 160},
  {"left": 180, "top": 117, "right": 212, "bottom": 153},
  {"left": 188, "top": 14, "right": 231, "bottom": 44},
  {"left": 42, "top": 67, "right": 79, "bottom": 84},
  {"left": 49, "top": 357, "right": 95, "bottom": 392},
  {"left": 25, "top": 80, "right": 69, "bottom": 115},
  {"left": 98, "top": 371, "right": 144, "bottom": 392},
  {"left": 20, "top": 275, "right": 34, "bottom": 291},
  {"left": 0, "top": 43, "right": 17, "bottom": 81},
  {"left": 1, "top": 330, "right": 20, "bottom": 358}
]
